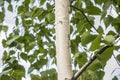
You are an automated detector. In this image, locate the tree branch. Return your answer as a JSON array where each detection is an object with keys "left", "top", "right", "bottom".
[
  {"left": 71, "top": 45, "right": 112, "bottom": 80},
  {"left": 70, "top": 5, "right": 98, "bottom": 33}
]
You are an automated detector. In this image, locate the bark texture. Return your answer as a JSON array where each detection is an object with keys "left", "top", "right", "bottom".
[{"left": 55, "top": 0, "right": 73, "bottom": 80}]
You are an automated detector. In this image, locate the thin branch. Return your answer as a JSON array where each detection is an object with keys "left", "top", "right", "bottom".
[
  {"left": 71, "top": 45, "right": 112, "bottom": 80},
  {"left": 70, "top": 5, "right": 98, "bottom": 33}
]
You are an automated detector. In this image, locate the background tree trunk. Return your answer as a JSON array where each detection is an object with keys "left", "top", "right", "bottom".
[{"left": 55, "top": 0, "right": 73, "bottom": 80}]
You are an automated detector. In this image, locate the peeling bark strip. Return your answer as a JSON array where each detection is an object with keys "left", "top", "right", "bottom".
[{"left": 55, "top": 0, "right": 73, "bottom": 80}]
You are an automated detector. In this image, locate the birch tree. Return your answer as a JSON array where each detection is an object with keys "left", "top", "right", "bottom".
[
  {"left": 55, "top": 0, "right": 73, "bottom": 80},
  {"left": 0, "top": 0, "right": 120, "bottom": 80}
]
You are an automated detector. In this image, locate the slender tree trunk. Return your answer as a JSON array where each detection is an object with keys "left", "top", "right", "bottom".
[{"left": 55, "top": 0, "right": 73, "bottom": 80}]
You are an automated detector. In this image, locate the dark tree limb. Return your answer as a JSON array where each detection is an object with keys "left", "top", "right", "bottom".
[
  {"left": 70, "top": 5, "right": 98, "bottom": 33},
  {"left": 71, "top": 45, "right": 112, "bottom": 80}
]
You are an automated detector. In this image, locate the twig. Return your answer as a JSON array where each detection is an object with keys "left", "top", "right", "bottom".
[
  {"left": 70, "top": 5, "right": 98, "bottom": 33},
  {"left": 71, "top": 45, "right": 112, "bottom": 80}
]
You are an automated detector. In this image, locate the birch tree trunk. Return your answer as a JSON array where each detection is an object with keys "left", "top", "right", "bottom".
[{"left": 55, "top": 0, "right": 73, "bottom": 80}]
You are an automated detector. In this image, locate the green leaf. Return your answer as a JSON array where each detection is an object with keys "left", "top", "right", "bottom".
[
  {"left": 8, "top": 4, "right": 13, "bottom": 12},
  {"left": 77, "top": 20, "right": 86, "bottom": 34},
  {"left": 2, "top": 25, "right": 8, "bottom": 32},
  {"left": 74, "top": 52, "right": 87, "bottom": 67},
  {"left": 90, "top": 34, "right": 102, "bottom": 51},
  {"left": 0, "top": 25, "right": 8, "bottom": 32},
  {"left": 80, "top": 70, "right": 99, "bottom": 80},
  {"left": 6, "top": 35, "right": 19, "bottom": 45},
  {"left": 117, "top": 54, "right": 120, "bottom": 63},
  {"left": 15, "top": 17, "right": 19, "bottom": 26},
  {"left": 0, "top": 75, "right": 12, "bottom": 80},
  {"left": 28, "top": 67, "right": 34, "bottom": 74},
  {"left": 81, "top": 31, "right": 97, "bottom": 46},
  {"left": 25, "top": 0, "right": 30, "bottom": 5},
  {"left": 0, "top": 69, "right": 12, "bottom": 76},
  {"left": 98, "top": 47, "right": 114, "bottom": 67},
  {"left": 112, "top": 76, "right": 118, "bottom": 80},
  {"left": 103, "top": 1, "right": 112, "bottom": 10},
  {"left": 104, "top": 35, "right": 115, "bottom": 45},
  {"left": 6, "top": 0, "right": 11, "bottom": 4},
  {"left": 18, "top": 5, "right": 24, "bottom": 14},
  {"left": 20, "top": 53, "right": 28, "bottom": 61},
  {"left": 46, "top": 13, "right": 55, "bottom": 24},
  {"left": 40, "top": 69, "right": 56, "bottom": 77},
  {"left": 112, "top": 16, "right": 120, "bottom": 24},
  {"left": 97, "top": 26, "right": 104, "bottom": 33},
  {"left": 46, "top": 3, "right": 53, "bottom": 11},
  {"left": 24, "top": 19, "right": 33, "bottom": 26},
  {"left": 31, "top": 7, "right": 44, "bottom": 18},
  {"left": 94, "top": 0, "right": 103, "bottom": 5},
  {"left": 32, "top": 58, "right": 48, "bottom": 70},
  {"left": 84, "top": 0, "right": 93, "bottom": 7},
  {"left": 2, "top": 51, "right": 8, "bottom": 62},
  {"left": 88, "top": 60, "right": 103, "bottom": 71},
  {"left": 30, "top": 74, "right": 41, "bottom": 80},
  {"left": 103, "top": 15, "right": 113, "bottom": 27},
  {"left": 107, "top": 31, "right": 116, "bottom": 36},
  {"left": 0, "top": 12, "right": 5, "bottom": 23},
  {"left": 11, "top": 70, "right": 25, "bottom": 80},
  {"left": 7, "top": 57, "right": 16, "bottom": 64},
  {"left": 40, "top": 0, "right": 46, "bottom": 5},
  {"left": 85, "top": 6, "right": 101, "bottom": 15},
  {"left": 100, "top": 11, "right": 107, "bottom": 21},
  {"left": 9, "top": 50, "right": 15, "bottom": 55}
]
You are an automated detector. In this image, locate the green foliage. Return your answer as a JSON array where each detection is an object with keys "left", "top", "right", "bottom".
[
  {"left": 81, "top": 31, "right": 97, "bottom": 46},
  {"left": 30, "top": 69, "right": 57, "bottom": 80},
  {"left": 90, "top": 34, "right": 102, "bottom": 51},
  {"left": 0, "top": 25, "right": 8, "bottom": 32},
  {"left": 97, "top": 47, "right": 114, "bottom": 67},
  {"left": 85, "top": 6, "right": 101, "bottom": 15},
  {"left": 112, "top": 76, "right": 118, "bottom": 80},
  {"left": 117, "top": 54, "right": 120, "bottom": 63},
  {"left": 74, "top": 52, "right": 87, "bottom": 67},
  {"left": 0, "top": 0, "right": 120, "bottom": 80},
  {"left": 104, "top": 35, "right": 115, "bottom": 45}
]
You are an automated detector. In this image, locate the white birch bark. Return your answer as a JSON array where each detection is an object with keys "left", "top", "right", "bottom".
[{"left": 55, "top": 0, "right": 73, "bottom": 80}]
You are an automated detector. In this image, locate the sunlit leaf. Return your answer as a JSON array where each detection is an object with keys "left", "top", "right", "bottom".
[
  {"left": 46, "top": 13, "right": 55, "bottom": 24},
  {"left": 104, "top": 35, "right": 115, "bottom": 45},
  {"left": 81, "top": 31, "right": 97, "bottom": 46},
  {"left": 98, "top": 47, "right": 114, "bottom": 67},
  {"left": 85, "top": 6, "right": 101, "bottom": 15},
  {"left": 6, "top": 35, "right": 19, "bottom": 45},
  {"left": 90, "top": 34, "right": 102, "bottom": 51}
]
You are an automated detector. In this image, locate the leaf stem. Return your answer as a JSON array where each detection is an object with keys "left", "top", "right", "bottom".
[{"left": 70, "top": 5, "right": 98, "bottom": 33}]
